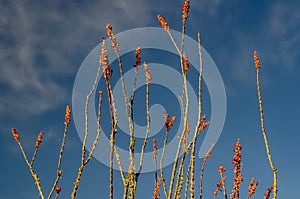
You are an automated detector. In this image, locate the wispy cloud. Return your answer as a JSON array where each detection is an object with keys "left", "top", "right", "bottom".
[
  {"left": 0, "top": 0, "right": 153, "bottom": 127},
  {"left": 1, "top": 0, "right": 298, "bottom": 129}
]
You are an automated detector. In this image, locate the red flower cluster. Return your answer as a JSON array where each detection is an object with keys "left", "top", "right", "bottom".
[
  {"left": 264, "top": 184, "right": 274, "bottom": 199},
  {"left": 248, "top": 178, "right": 259, "bottom": 198},
  {"left": 254, "top": 51, "right": 261, "bottom": 69},
  {"left": 106, "top": 24, "right": 113, "bottom": 38},
  {"left": 216, "top": 181, "right": 222, "bottom": 188},
  {"left": 163, "top": 113, "right": 176, "bottom": 131},
  {"left": 215, "top": 164, "right": 227, "bottom": 198},
  {"left": 231, "top": 138, "right": 243, "bottom": 199},
  {"left": 106, "top": 24, "right": 119, "bottom": 51},
  {"left": 219, "top": 164, "right": 226, "bottom": 174},
  {"left": 35, "top": 131, "right": 44, "bottom": 149},
  {"left": 198, "top": 115, "right": 210, "bottom": 131},
  {"left": 103, "top": 67, "right": 112, "bottom": 81},
  {"left": 135, "top": 45, "right": 141, "bottom": 67},
  {"left": 214, "top": 181, "right": 223, "bottom": 195},
  {"left": 11, "top": 128, "right": 20, "bottom": 142},
  {"left": 157, "top": 15, "right": 169, "bottom": 30},
  {"left": 183, "top": 53, "right": 190, "bottom": 73},
  {"left": 64, "top": 105, "right": 71, "bottom": 125},
  {"left": 182, "top": 0, "right": 190, "bottom": 24},
  {"left": 153, "top": 177, "right": 162, "bottom": 199}
]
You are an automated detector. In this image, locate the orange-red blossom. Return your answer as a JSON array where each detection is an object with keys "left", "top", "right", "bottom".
[
  {"left": 35, "top": 131, "right": 44, "bottom": 149},
  {"left": 254, "top": 51, "right": 261, "bottom": 69},
  {"left": 11, "top": 128, "right": 20, "bottom": 142},
  {"left": 64, "top": 105, "right": 71, "bottom": 125},
  {"left": 157, "top": 15, "right": 169, "bottom": 30}
]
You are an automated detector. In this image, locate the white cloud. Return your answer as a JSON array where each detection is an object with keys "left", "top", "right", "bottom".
[
  {"left": 3, "top": 0, "right": 298, "bottom": 130},
  {"left": 0, "top": 0, "right": 153, "bottom": 125}
]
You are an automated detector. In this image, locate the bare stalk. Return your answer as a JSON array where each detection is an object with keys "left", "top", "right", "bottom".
[
  {"left": 21, "top": 143, "right": 44, "bottom": 199},
  {"left": 12, "top": 130, "right": 45, "bottom": 199},
  {"left": 48, "top": 120, "right": 69, "bottom": 199},
  {"left": 127, "top": 48, "right": 142, "bottom": 199},
  {"left": 160, "top": 130, "right": 169, "bottom": 198},
  {"left": 106, "top": 24, "right": 134, "bottom": 170},
  {"left": 85, "top": 91, "right": 103, "bottom": 165},
  {"left": 30, "top": 147, "right": 38, "bottom": 166},
  {"left": 158, "top": 17, "right": 190, "bottom": 199},
  {"left": 107, "top": 80, "right": 117, "bottom": 199},
  {"left": 184, "top": 165, "right": 191, "bottom": 199},
  {"left": 174, "top": 144, "right": 192, "bottom": 199},
  {"left": 254, "top": 51, "right": 277, "bottom": 199},
  {"left": 189, "top": 32, "right": 203, "bottom": 199},
  {"left": 136, "top": 64, "right": 151, "bottom": 180},
  {"left": 17, "top": 138, "right": 45, "bottom": 199},
  {"left": 153, "top": 139, "right": 158, "bottom": 183},
  {"left": 106, "top": 24, "right": 137, "bottom": 199},
  {"left": 71, "top": 38, "right": 104, "bottom": 198},
  {"left": 199, "top": 144, "right": 214, "bottom": 199}
]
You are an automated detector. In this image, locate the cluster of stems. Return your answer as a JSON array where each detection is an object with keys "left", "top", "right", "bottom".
[{"left": 11, "top": 1, "right": 278, "bottom": 198}]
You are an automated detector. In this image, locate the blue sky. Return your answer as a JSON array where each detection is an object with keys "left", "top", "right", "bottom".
[{"left": 1, "top": 0, "right": 300, "bottom": 198}]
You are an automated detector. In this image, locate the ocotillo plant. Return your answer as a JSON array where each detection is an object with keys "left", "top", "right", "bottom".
[{"left": 10, "top": 1, "right": 277, "bottom": 198}]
